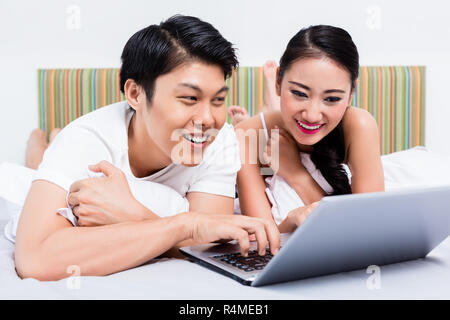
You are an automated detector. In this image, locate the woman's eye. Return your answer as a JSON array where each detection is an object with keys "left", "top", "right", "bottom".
[
  {"left": 291, "top": 90, "right": 308, "bottom": 98},
  {"left": 324, "top": 96, "right": 342, "bottom": 103}
]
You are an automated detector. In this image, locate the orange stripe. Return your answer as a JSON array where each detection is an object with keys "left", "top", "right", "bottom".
[
  {"left": 363, "top": 68, "right": 368, "bottom": 110},
  {"left": 252, "top": 67, "right": 255, "bottom": 115},
  {"left": 65, "top": 70, "right": 69, "bottom": 125},
  {"left": 232, "top": 69, "right": 236, "bottom": 105},
  {"left": 408, "top": 67, "right": 413, "bottom": 148},
  {"left": 116, "top": 69, "right": 121, "bottom": 100},
  {"left": 49, "top": 70, "right": 55, "bottom": 132},
  {"left": 95, "top": 69, "right": 98, "bottom": 108},
  {"left": 389, "top": 66, "right": 394, "bottom": 154},
  {"left": 258, "top": 67, "right": 263, "bottom": 113},
  {"left": 76, "top": 69, "right": 80, "bottom": 118},
  {"left": 415, "top": 67, "right": 421, "bottom": 145},
  {"left": 43, "top": 70, "right": 48, "bottom": 135},
  {"left": 102, "top": 69, "right": 107, "bottom": 107},
  {"left": 378, "top": 67, "right": 382, "bottom": 151}
]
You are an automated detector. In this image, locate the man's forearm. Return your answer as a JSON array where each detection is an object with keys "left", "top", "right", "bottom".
[{"left": 17, "top": 212, "right": 192, "bottom": 281}]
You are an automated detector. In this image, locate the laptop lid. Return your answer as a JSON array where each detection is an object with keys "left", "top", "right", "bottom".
[
  {"left": 181, "top": 186, "right": 450, "bottom": 286},
  {"left": 252, "top": 185, "right": 450, "bottom": 286}
]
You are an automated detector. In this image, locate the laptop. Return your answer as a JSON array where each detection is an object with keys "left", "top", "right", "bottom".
[{"left": 180, "top": 185, "right": 450, "bottom": 286}]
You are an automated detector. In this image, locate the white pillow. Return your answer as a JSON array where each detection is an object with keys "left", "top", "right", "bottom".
[
  {"left": 382, "top": 147, "right": 450, "bottom": 191},
  {"left": 127, "top": 179, "right": 189, "bottom": 218},
  {"left": 0, "top": 162, "right": 35, "bottom": 206}
]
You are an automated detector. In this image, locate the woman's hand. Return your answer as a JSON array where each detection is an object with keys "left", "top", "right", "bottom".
[
  {"left": 278, "top": 202, "right": 320, "bottom": 233},
  {"left": 68, "top": 160, "right": 150, "bottom": 227},
  {"left": 189, "top": 213, "right": 280, "bottom": 256},
  {"left": 263, "top": 126, "right": 306, "bottom": 181}
]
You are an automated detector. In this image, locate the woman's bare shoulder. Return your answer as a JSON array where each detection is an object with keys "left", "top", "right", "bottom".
[
  {"left": 342, "top": 106, "right": 378, "bottom": 134},
  {"left": 341, "top": 107, "right": 379, "bottom": 161}
]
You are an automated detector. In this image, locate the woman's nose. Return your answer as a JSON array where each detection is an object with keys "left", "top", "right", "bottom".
[{"left": 302, "top": 100, "right": 323, "bottom": 124}]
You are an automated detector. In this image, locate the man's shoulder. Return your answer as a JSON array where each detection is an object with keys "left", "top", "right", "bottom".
[{"left": 61, "top": 101, "right": 130, "bottom": 149}]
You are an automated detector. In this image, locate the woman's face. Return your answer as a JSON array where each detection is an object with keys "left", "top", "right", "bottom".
[
  {"left": 141, "top": 61, "right": 228, "bottom": 166},
  {"left": 277, "top": 57, "right": 353, "bottom": 148}
]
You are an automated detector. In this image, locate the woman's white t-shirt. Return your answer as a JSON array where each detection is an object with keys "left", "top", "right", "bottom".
[{"left": 34, "top": 101, "right": 241, "bottom": 216}]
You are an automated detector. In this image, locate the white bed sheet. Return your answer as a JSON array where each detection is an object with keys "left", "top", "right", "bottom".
[
  {"left": 1, "top": 209, "right": 450, "bottom": 299},
  {"left": 1, "top": 147, "right": 450, "bottom": 299}
]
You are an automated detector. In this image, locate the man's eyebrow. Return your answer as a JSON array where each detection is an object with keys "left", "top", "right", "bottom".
[
  {"left": 288, "top": 81, "right": 346, "bottom": 94},
  {"left": 216, "top": 86, "right": 229, "bottom": 95},
  {"left": 177, "top": 83, "right": 229, "bottom": 95},
  {"left": 177, "top": 83, "right": 202, "bottom": 93}
]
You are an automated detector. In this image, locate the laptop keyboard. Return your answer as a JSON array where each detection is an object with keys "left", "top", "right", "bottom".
[{"left": 212, "top": 249, "right": 274, "bottom": 272}]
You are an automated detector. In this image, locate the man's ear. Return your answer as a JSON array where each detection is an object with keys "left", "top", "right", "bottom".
[
  {"left": 275, "top": 67, "right": 281, "bottom": 96},
  {"left": 124, "top": 79, "right": 146, "bottom": 111}
]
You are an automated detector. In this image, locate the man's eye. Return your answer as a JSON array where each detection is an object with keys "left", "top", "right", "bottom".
[
  {"left": 324, "top": 97, "right": 342, "bottom": 103},
  {"left": 180, "top": 96, "right": 198, "bottom": 102},
  {"left": 291, "top": 90, "right": 308, "bottom": 98},
  {"left": 213, "top": 97, "right": 225, "bottom": 104}
]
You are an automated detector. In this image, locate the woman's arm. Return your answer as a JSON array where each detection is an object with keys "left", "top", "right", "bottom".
[
  {"left": 15, "top": 181, "right": 280, "bottom": 281},
  {"left": 235, "top": 115, "right": 275, "bottom": 223},
  {"left": 187, "top": 192, "right": 234, "bottom": 215}
]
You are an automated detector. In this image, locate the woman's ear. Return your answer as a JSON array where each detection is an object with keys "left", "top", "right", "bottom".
[
  {"left": 275, "top": 67, "right": 281, "bottom": 96},
  {"left": 124, "top": 79, "right": 146, "bottom": 111}
]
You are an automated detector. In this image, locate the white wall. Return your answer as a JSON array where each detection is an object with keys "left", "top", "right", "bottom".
[{"left": 1, "top": 0, "right": 449, "bottom": 164}]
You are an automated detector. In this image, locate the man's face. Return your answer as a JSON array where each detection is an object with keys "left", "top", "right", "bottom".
[{"left": 141, "top": 61, "right": 228, "bottom": 166}]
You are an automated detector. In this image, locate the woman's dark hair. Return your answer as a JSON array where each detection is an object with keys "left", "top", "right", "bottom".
[
  {"left": 278, "top": 25, "right": 359, "bottom": 195},
  {"left": 120, "top": 15, "right": 238, "bottom": 102}
]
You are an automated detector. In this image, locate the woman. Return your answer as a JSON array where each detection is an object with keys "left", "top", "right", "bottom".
[
  {"left": 14, "top": 15, "right": 280, "bottom": 281},
  {"left": 235, "top": 25, "right": 385, "bottom": 233}
]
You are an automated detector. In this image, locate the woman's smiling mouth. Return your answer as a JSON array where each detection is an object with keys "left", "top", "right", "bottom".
[{"left": 295, "top": 119, "right": 324, "bottom": 135}]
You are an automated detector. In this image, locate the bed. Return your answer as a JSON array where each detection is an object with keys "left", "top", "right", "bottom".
[{"left": 1, "top": 66, "right": 450, "bottom": 299}]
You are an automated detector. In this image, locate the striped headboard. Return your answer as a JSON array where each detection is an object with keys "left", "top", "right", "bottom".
[{"left": 38, "top": 66, "right": 425, "bottom": 155}]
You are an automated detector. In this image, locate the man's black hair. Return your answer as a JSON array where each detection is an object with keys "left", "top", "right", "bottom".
[{"left": 119, "top": 15, "right": 238, "bottom": 102}]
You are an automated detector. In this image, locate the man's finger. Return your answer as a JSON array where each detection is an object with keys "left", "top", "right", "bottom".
[
  {"left": 88, "top": 160, "right": 118, "bottom": 177},
  {"left": 72, "top": 204, "right": 80, "bottom": 218},
  {"left": 67, "top": 191, "right": 80, "bottom": 207},
  {"left": 233, "top": 217, "right": 269, "bottom": 256},
  {"left": 231, "top": 228, "right": 250, "bottom": 257},
  {"left": 261, "top": 218, "right": 280, "bottom": 255},
  {"left": 69, "top": 179, "right": 90, "bottom": 193},
  {"left": 242, "top": 219, "right": 267, "bottom": 256}
]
